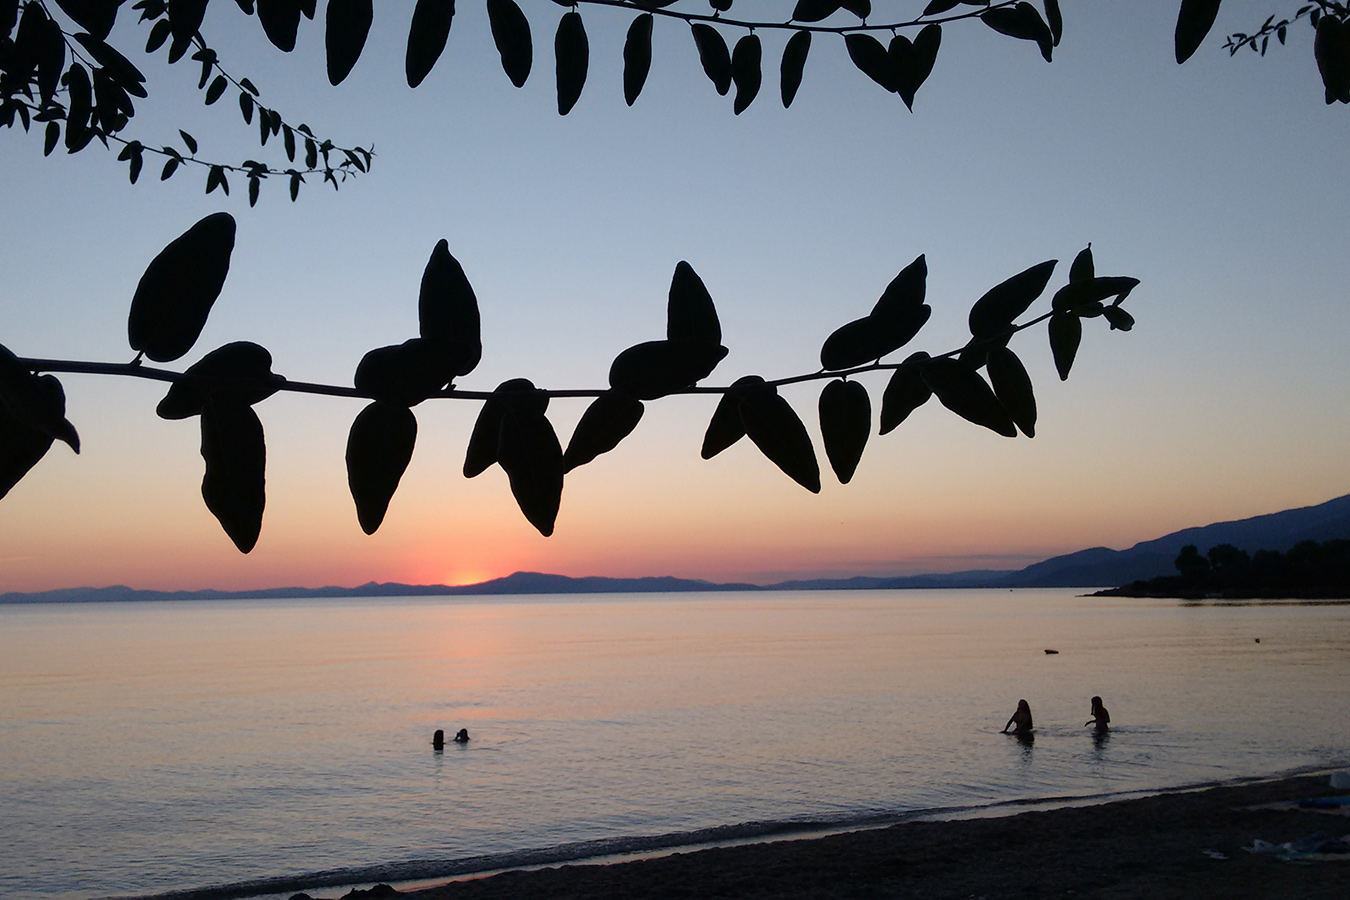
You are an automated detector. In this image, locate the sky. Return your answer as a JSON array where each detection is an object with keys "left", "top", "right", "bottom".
[{"left": 2, "top": 2, "right": 1348, "bottom": 592}]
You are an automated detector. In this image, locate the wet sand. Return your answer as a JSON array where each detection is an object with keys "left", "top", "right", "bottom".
[{"left": 385, "top": 774, "right": 1349, "bottom": 899}]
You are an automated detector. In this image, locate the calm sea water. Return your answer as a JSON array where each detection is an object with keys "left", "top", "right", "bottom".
[{"left": 1, "top": 589, "right": 1347, "bottom": 899}]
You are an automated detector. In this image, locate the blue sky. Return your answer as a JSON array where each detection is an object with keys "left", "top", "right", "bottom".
[{"left": 2, "top": 3, "right": 1347, "bottom": 591}]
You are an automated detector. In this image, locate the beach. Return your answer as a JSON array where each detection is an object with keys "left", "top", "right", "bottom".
[{"left": 391, "top": 774, "right": 1349, "bottom": 899}]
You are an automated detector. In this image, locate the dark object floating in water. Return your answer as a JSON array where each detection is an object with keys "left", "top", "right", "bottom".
[
  {"left": 432, "top": 729, "right": 445, "bottom": 750},
  {"left": 1255, "top": 637, "right": 1261, "bottom": 643},
  {"left": 1044, "top": 649, "right": 1059, "bottom": 655},
  {"left": 454, "top": 728, "right": 470, "bottom": 743}
]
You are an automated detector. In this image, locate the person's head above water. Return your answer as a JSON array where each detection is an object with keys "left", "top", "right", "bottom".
[{"left": 453, "top": 728, "right": 470, "bottom": 742}]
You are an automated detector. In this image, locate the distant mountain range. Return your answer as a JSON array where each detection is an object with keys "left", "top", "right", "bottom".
[{"left": 5, "top": 493, "right": 1348, "bottom": 603}]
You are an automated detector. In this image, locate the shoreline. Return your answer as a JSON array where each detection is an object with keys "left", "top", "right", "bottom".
[
  {"left": 397, "top": 771, "right": 1350, "bottom": 899},
  {"left": 125, "top": 770, "right": 1350, "bottom": 900}
]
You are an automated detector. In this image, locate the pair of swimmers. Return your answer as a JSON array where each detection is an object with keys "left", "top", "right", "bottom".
[
  {"left": 1001, "top": 697, "right": 1110, "bottom": 735},
  {"left": 431, "top": 728, "right": 470, "bottom": 750}
]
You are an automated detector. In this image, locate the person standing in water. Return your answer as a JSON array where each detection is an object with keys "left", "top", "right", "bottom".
[
  {"left": 1085, "top": 696, "right": 1110, "bottom": 732},
  {"left": 1001, "top": 699, "right": 1033, "bottom": 735}
]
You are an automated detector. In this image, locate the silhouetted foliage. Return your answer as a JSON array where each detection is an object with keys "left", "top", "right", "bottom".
[
  {"left": 1104, "top": 540, "right": 1350, "bottom": 598},
  {"left": 1175, "top": 544, "right": 1212, "bottom": 579},
  {"left": 3, "top": 2, "right": 1342, "bottom": 202},
  {"left": 5, "top": 212, "right": 1136, "bottom": 548},
  {"left": 7, "top": 1, "right": 1338, "bottom": 548}
]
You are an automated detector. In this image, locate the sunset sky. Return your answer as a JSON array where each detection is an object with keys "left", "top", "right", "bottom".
[{"left": 2, "top": 3, "right": 1347, "bottom": 593}]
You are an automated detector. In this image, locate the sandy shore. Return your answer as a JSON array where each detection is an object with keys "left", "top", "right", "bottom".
[{"left": 329, "top": 774, "right": 1350, "bottom": 899}]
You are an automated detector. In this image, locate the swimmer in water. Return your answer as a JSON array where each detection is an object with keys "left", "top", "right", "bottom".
[
  {"left": 1001, "top": 699, "right": 1033, "bottom": 735},
  {"left": 1085, "top": 696, "right": 1110, "bottom": 732}
]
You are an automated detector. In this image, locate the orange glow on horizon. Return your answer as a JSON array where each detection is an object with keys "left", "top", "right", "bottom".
[{"left": 442, "top": 569, "right": 496, "bottom": 587}]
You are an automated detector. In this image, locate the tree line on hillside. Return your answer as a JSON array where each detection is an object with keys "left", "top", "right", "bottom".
[{"left": 1099, "top": 540, "right": 1350, "bottom": 599}]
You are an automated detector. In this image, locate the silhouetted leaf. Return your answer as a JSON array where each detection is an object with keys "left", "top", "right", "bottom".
[
  {"left": 667, "top": 261, "right": 721, "bottom": 345},
  {"left": 73, "top": 30, "right": 146, "bottom": 94},
  {"left": 845, "top": 33, "right": 894, "bottom": 91},
  {"left": 200, "top": 400, "right": 266, "bottom": 553},
  {"left": 355, "top": 338, "right": 473, "bottom": 407},
  {"left": 922, "top": 0, "right": 960, "bottom": 15},
  {"left": 205, "top": 74, "right": 228, "bottom": 104},
  {"left": 418, "top": 239, "right": 482, "bottom": 375},
  {"left": 1051, "top": 275, "right": 1139, "bottom": 312},
  {"left": 985, "top": 346, "right": 1035, "bottom": 438},
  {"left": 879, "top": 353, "right": 931, "bottom": 434},
  {"left": 346, "top": 401, "right": 417, "bottom": 535},
  {"left": 156, "top": 341, "right": 283, "bottom": 419},
  {"left": 839, "top": 0, "right": 870, "bottom": 18},
  {"left": 1048, "top": 311, "right": 1081, "bottom": 381},
  {"left": 1315, "top": 15, "right": 1350, "bottom": 103},
  {"left": 921, "top": 358, "right": 1017, "bottom": 437},
  {"left": 128, "top": 212, "right": 236, "bottom": 363},
  {"left": 0, "top": 398, "right": 56, "bottom": 500},
  {"left": 819, "top": 317, "right": 879, "bottom": 372},
  {"left": 487, "top": 0, "right": 532, "bottom": 88},
  {"left": 3, "top": 0, "right": 22, "bottom": 39},
  {"left": 731, "top": 33, "right": 762, "bottom": 114},
  {"left": 562, "top": 391, "right": 645, "bottom": 473},
  {"left": 691, "top": 23, "right": 731, "bottom": 95},
  {"left": 1103, "top": 306, "right": 1135, "bottom": 331},
  {"left": 555, "top": 10, "right": 588, "bottom": 114},
  {"left": 54, "top": 0, "right": 120, "bottom": 40},
  {"left": 967, "top": 258, "right": 1057, "bottom": 338},
  {"left": 406, "top": 0, "right": 455, "bottom": 88},
  {"left": 701, "top": 375, "right": 759, "bottom": 458},
  {"left": 497, "top": 409, "right": 564, "bottom": 536},
  {"left": 780, "top": 29, "right": 810, "bottom": 108},
  {"left": 10, "top": 0, "right": 45, "bottom": 81},
  {"left": 256, "top": 0, "right": 302, "bottom": 52},
  {"left": 982, "top": 2, "right": 1053, "bottom": 61},
  {"left": 325, "top": 0, "right": 372, "bottom": 85},
  {"left": 792, "top": 0, "right": 840, "bottom": 23},
  {"left": 1069, "top": 244, "right": 1093, "bottom": 283},
  {"left": 820, "top": 304, "right": 931, "bottom": 372},
  {"left": 738, "top": 382, "right": 821, "bottom": 493},
  {"left": 818, "top": 378, "right": 870, "bottom": 484},
  {"left": 1045, "top": 0, "right": 1063, "bottom": 46},
  {"left": 871, "top": 254, "right": 928, "bottom": 323},
  {"left": 63, "top": 64, "right": 94, "bottom": 152},
  {"left": 0, "top": 348, "right": 79, "bottom": 452},
  {"left": 891, "top": 24, "right": 941, "bottom": 110},
  {"left": 464, "top": 378, "right": 545, "bottom": 477},
  {"left": 205, "top": 165, "right": 228, "bottom": 195},
  {"left": 623, "top": 13, "right": 653, "bottom": 106},
  {"left": 1175, "top": 0, "right": 1221, "bottom": 64},
  {"left": 609, "top": 340, "right": 728, "bottom": 400},
  {"left": 35, "top": 12, "right": 64, "bottom": 104}
]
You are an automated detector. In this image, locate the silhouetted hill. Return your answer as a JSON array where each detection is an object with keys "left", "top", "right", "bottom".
[
  {"left": 994, "top": 494, "right": 1350, "bottom": 587},
  {"left": 0, "top": 573, "right": 759, "bottom": 604}
]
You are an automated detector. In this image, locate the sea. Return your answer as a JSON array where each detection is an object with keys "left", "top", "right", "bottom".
[{"left": 1, "top": 589, "right": 1347, "bottom": 900}]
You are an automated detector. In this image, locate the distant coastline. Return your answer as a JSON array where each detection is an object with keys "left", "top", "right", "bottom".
[{"left": 5, "top": 493, "right": 1348, "bottom": 604}]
